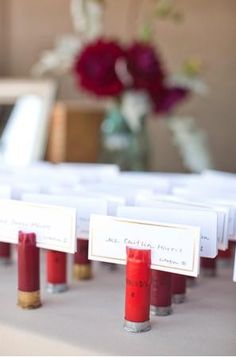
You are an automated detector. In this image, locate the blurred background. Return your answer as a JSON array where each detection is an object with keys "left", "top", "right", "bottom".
[{"left": 0, "top": 0, "right": 236, "bottom": 172}]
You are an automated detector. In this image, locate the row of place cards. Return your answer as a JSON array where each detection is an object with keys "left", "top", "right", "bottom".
[
  {"left": 0, "top": 198, "right": 200, "bottom": 277},
  {"left": 0, "top": 164, "right": 235, "bottom": 281}
]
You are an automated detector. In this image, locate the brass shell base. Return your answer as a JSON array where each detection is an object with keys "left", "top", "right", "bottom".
[
  {"left": 17, "top": 290, "right": 41, "bottom": 309},
  {"left": 73, "top": 263, "right": 92, "bottom": 280}
]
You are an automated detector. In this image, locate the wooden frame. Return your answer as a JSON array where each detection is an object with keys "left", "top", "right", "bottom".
[{"left": 0, "top": 78, "right": 57, "bottom": 167}]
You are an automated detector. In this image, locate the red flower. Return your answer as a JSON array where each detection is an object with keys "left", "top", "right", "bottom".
[
  {"left": 152, "top": 86, "right": 189, "bottom": 114},
  {"left": 126, "top": 42, "right": 165, "bottom": 95},
  {"left": 73, "top": 39, "right": 125, "bottom": 96}
]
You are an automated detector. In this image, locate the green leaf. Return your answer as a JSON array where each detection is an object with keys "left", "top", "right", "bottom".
[{"left": 139, "top": 23, "right": 152, "bottom": 42}]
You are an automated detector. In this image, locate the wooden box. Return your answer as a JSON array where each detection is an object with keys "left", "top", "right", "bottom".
[{"left": 46, "top": 101, "right": 105, "bottom": 163}]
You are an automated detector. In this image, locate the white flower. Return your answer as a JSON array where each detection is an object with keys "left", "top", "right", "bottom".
[
  {"left": 167, "top": 73, "right": 209, "bottom": 96},
  {"left": 70, "top": 0, "right": 104, "bottom": 40},
  {"left": 31, "top": 35, "right": 82, "bottom": 76},
  {"left": 167, "top": 116, "right": 213, "bottom": 172},
  {"left": 121, "top": 91, "right": 151, "bottom": 132},
  {"left": 31, "top": 0, "right": 104, "bottom": 76}
]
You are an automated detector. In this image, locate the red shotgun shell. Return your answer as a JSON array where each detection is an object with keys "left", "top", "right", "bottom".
[
  {"left": 201, "top": 257, "right": 217, "bottom": 277},
  {"left": 150, "top": 270, "right": 172, "bottom": 316},
  {"left": 124, "top": 247, "right": 151, "bottom": 333},
  {"left": 218, "top": 241, "right": 235, "bottom": 268},
  {"left": 172, "top": 273, "right": 186, "bottom": 303},
  {"left": 46, "top": 250, "right": 67, "bottom": 293},
  {"left": 218, "top": 247, "right": 231, "bottom": 259},
  {"left": 17, "top": 231, "right": 41, "bottom": 309},
  {"left": 0, "top": 242, "right": 11, "bottom": 265},
  {"left": 73, "top": 239, "right": 92, "bottom": 280}
]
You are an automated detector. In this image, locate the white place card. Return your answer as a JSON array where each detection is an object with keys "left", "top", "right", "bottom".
[
  {"left": 117, "top": 206, "right": 218, "bottom": 258},
  {"left": 104, "top": 172, "right": 171, "bottom": 194},
  {"left": 172, "top": 188, "right": 236, "bottom": 242},
  {"left": 57, "top": 162, "right": 120, "bottom": 173},
  {"left": 74, "top": 191, "right": 126, "bottom": 216},
  {"left": 81, "top": 183, "right": 153, "bottom": 205},
  {"left": 89, "top": 215, "right": 200, "bottom": 277},
  {"left": 0, "top": 199, "right": 76, "bottom": 253},
  {"left": 0, "top": 167, "right": 79, "bottom": 187},
  {"left": 202, "top": 170, "right": 236, "bottom": 186},
  {"left": 21, "top": 193, "right": 107, "bottom": 239},
  {"left": 0, "top": 184, "right": 11, "bottom": 199},
  {"left": 136, "top": 196, "right": 229, "bottom": 250},
  {"left": 57, "top": 163, "right": 120, "bottom": 183}
]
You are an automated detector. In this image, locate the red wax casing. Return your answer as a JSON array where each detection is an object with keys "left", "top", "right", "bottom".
[
  {"left": 218, "top": 249, "right": 231, "bottom": 259},
  {"left": 218, "top": 241, "right": 235, "bottom": 259},
  {"left": 151, "top": 270, "right": 172, "bottom": 307},
  {"left": 18, "top": 232, "right": 40, "bottom": 292},
  {"left": 0, "top": 242, "right": 11, "bottom": 258},
  {"left": 125, "top": 247, "right": 151, "bottom": 323},
  {"left": 74, "top": 239, "right": 90, "bottom": 265},
  {"left": 47, "top": 250, "right": 67, "bottom": 284},
  {"left": 200, "top": 257, "right": 217, "bottom": 270},
  {"left": 172, "top": 273, "right": 186, "bottom": 295}
]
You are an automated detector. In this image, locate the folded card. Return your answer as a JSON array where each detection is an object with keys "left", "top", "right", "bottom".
[
  {"left": 57, "top": 163, "right": 120, "bottom": 183},
  {"left": 89, "top": 215, "right": 200, "bottom": 277},
  {"left": 172, "top": 188, "right": 236, "bottom": 242},
  {"left": 117, "top": 205, "right": 218, "bottom": 258},
  {"left": 21, "top": 193, "right": 107, "bottom": 239},
  {"left": 103, "top": 172, "right": 171, "bottom": 194},
  {"left": 136, "top": 196, "right": 229, "bottom": 250},
  {"left": 0, "top": 199, "right": 76, "bottom": 253},
  {"left": 0, "top": 184, "right": 11, "bottom": 199},
  {"left": 80, "top": 183, "right": 153, "bottom": 205}
]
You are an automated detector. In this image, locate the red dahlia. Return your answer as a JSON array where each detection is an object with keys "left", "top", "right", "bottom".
[
  {"left": 125, "top": 42, "right": 165, "bottom": 95},
  {"left": 73, "top": 39, "right": 125, "bottom": 96},
  {"left": 152, "top": 86, "right": 189, "bottom": 113}
]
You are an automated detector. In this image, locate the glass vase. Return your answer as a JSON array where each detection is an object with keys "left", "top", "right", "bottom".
[{"left": 99, "top": 106, "right": 149, "bottom": 171}]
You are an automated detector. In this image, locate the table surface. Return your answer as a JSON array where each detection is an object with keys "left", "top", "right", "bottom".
[{"left": 0, "top": 255, "right": 236, "bottom": 356}]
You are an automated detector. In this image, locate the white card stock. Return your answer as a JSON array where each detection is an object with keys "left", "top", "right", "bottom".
[
  {"left": 0, "top": 185, "right": 11, "bottom": 199},
  {"left": 136, "top": 197, "right": 229, "bottom": 250},
  {"left": 105, "top": 173, "right": 171, "bottom": 194},
  {"left": 172, "top": 188, "right": 236, "bottom": 242},
  {"left": 89, "top": 215, "right": 200, "bottom": 276},
  {"left": 21, "top": 193, "right": 107, "bottom": 239},
  {"left": 80, "top": 183, "right": 153, "bottom": 205},
  {"left": 117, "top": 206, "right": 218, "bottom": 258},
  {"left": 57, "top": 163, "right": 120, "bottom": 183},
  {"left": 0, "top": 199, "right": 76, "bottom": 253}
]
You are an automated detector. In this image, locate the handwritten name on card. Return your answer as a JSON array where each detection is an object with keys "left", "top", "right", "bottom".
[
  {"left": 117, "top": 206, "right": 218, "bottom": 258},
  {"left": 21, "top": 193, "right": 107, "bottom": 239},
  {"left": 0, "top": 199, "right": 76, "bottom": 253},
  {"left": 89, "top": 215, "right": 200, "bottom": 277}
]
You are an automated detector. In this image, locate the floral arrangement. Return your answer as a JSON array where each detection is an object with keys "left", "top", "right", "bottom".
[
  {"left": 32, "top": 0, "right": 213, "bottom": 172},
  {"left": 73, "top": 38, "right": 189, "bottom": 120},
  {"left": 72, "top": 36, "right": 205, "bottom": 171}
]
